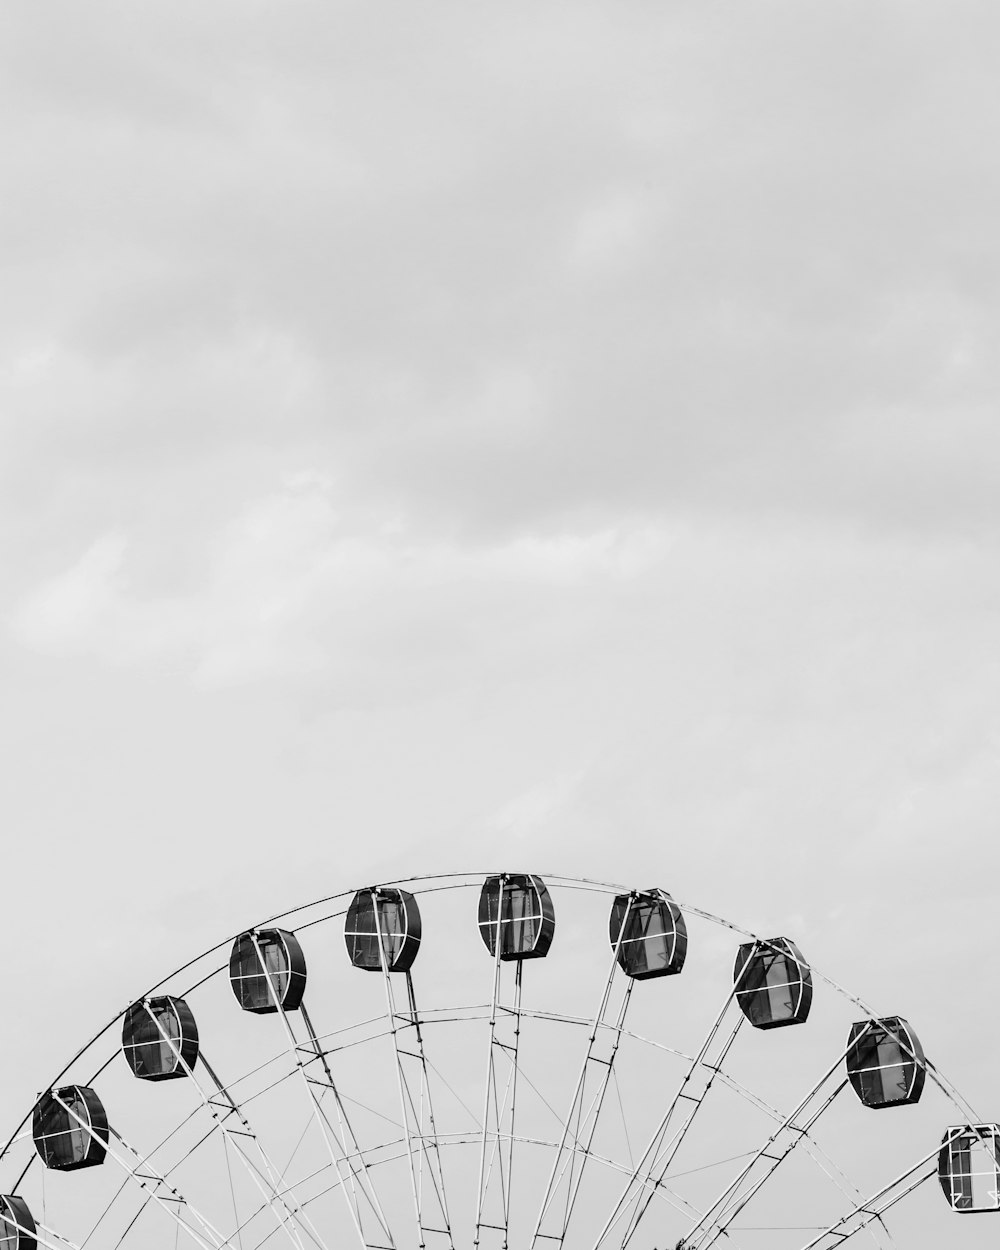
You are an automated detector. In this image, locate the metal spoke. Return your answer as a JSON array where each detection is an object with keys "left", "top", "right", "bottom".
[
  {"left": 196, "top": 1062, "right": 325, "bottom": 1245},
  {"left": 530, "top": 893, "right": 636, "bottom": 1247},
  {"left": 685, "top": 1018, "right": 931, "bottom": 1250},
  {"left": 247, "top": 1128, "right": 710, "bottom": 1250},
  {"left": 794, "top": 1131, "right": 965, "bottom": 1250},
  {"left": 48, "top": 1088, "right": 233, "bottom": 1250},
  {"left": 590, "top": 979, "right": 746, "bottom": 1249},
  {"left": 371, "top": 891, "right": 455, "bottom": 1247},
  {"left": 136, "top": 999, "right": 330, "bottom": 1250},
  {"left": 5, "top": 1211, "right": 82, "bottom": 1250},
  {"left": 249, "top": 933, "right": 396, "bottom": 1250},
  {"left": 683, "top": 1044, "right": 857, "bottom": 1249},
  {"left": 475, "top": 877, "right": 524, "bottom": 1248},
  {"left": 1, "top": 876, "right": 980, "bottom": 1250}
]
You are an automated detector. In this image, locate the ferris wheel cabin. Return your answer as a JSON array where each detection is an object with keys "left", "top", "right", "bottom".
[
  {"left": 478, "top": 874, "right": 555, "bottom": 960},
  {"left": 939, "top": 1124, "right": 1000, "bottom": 1213},
  {"left": 229, "top": 928, "right": 307, "bottom": 1014},
  {"left": 32, "top": 1086, "right": 108, "bottom": 1172},
  {"left": 121, "top": 996, "right": 199, "bottom": 1081},
  {"left": 345, "top": 887, "right": 422, "bottom": 972},
  {"left": 608, "top": 890, "right": 687, "bottom": 979},
  {"left": 4, "top": 873, "right": 992, "bottom": 1243},
  {"left": 0, "top": 1196, "right": 35, "bottom": 1250},
  {"left": 734, "top": 937, "right": 813, "bottom": 1029},
  {"left": 846, "top": 1016, "right": 925, "bottom": 1108}
]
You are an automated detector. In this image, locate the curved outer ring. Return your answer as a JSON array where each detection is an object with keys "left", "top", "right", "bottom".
[{"left": 0, "top": 870, "right": 982, "bottom": 1178}]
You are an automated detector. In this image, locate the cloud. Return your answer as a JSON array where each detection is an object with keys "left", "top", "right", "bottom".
[
  {"left": 3, "top": 1, "right": 1000, "bottom": 562},
  {"left": 490, "top": 771, "right": 586, "bottom": 843},
  {"left": 11, "top": 532, "right": 128, "bottom": 653},
  {"left": 568, "top": 187, "right": 655, "bottom": 277},
  {"left": 9, "top": 477, "right": 669, "bottom": 688},
  {"left": 3, "top": 14, "right": 1000, "bottom": 1236}
]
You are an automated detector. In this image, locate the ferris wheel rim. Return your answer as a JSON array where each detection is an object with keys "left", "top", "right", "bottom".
[
  {"left": 0, "top": 871, "right": 985, "bottom": 1250},
  {"left": 1, "top": 999, "right": 903, "bottom": 1247},
  {"left": 0, "top": 871, "right": 981, "bottom": 1160}
]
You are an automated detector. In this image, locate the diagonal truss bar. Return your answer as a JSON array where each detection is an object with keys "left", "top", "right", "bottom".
[
  {"left": 692, "top": 1084, "right": 845, "bottom": 1248},
  {"left": 251, "top": 1136, "right": 727, "bottom": 1250},
  {"left": 474, "top": 964, "right": 523, "bottom": 1247},
  {"left": 371, "top": 891, "right": 455, "bottom": 1247},
  {"left": 475, "top": 873, "right": 509, "bottom": 1248},
  {"left": 591, "top": 972, "right": 750, "bottom": 1250},
  {"left": 4, "top": 1210, "right": 81, "bottom": 1250},
  {"left": 530, "top": 894, "right": 636, "bottom": 1247},
  {"left": 713, "top": 1086, "right": 892, "bottom": 1250},
  {"left": 249, "top": 934, "right": 395, "bottom": 1250},
  {"left": 137, "top": 999, "right": 330, "bottom": 1250},
  {"left": 668, "top": 892, "right": 983, "bottom": 1128},
  {"left": 49, "top": 1087, "right": 233, "bottom": 1250},
  {"left": 795, "top": 1129, "right": 967, "bottom": 1250},
  {"left": 513, "top": 1015, "right": 889, "bottom": 1250},
  {"left": 474, "top": 877, "right": 524, "bottom": 1248},
  {"left": 689, "top": 1016, "right": 931, "bottom": 1250},
  {"left": 199, "top": 1054, "right": 332, "bottom": 1250},
  {"left": 683, "top": 1045, "right": 858, "bottom": 1249}
]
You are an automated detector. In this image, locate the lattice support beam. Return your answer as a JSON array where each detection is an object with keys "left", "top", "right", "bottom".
[
  {"left": 475, "top": 877, "right": 524, "bottom": 1249},
  {"left": 591, "top": 981, "right": 747, "bottom": 1250},
  {"left": 372, "top": 896, "right": 455, "bottom": 1248},
  {"left": 530, "top": 895, "right": 636, "bottom": 1248},
  {"left": 250, "top": 934, "right": 396, "bottom": 1250}
]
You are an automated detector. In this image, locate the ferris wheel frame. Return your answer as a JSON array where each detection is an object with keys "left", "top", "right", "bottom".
[{"left": 0, "top": 872, "right": 992, "bottom": 1250}]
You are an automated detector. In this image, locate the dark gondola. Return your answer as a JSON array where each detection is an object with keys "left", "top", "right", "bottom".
[
  {"left": 478, "top": 874, "right": 555, "bottom": 961},
  {"left": 345, "top": 887, "right": 422, "bottom": 972},
  {"left": 846, "top": 1016, "right": 925, "bottom": 1108},
  {"left": 32, "top": 1087, "right": 108, "bottom": 1171},
  {"left": 122, "top": 996, "right": 199, "bottom": 1080},
  {"left": 609, "top": 890, "right": 687, "bottom": 980},
  {"left": 229, "top": 929, "right": 307, "bottom": 1013},
  {"left": 0, "top": 1195, "right": 36, "bottom": 1249},
  {"left": 733, "top": 937, "right": 812, "bottom": 1029},
  {"left": 938, "top": 1124, "right": 1000, "bottom": 1212}
]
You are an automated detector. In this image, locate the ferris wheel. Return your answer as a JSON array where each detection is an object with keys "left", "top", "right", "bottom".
[{"left": 0, "top": 872, "right": 996, "bottom": 1250}]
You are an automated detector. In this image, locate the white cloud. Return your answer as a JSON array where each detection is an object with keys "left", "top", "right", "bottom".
[
  {"left": 10, "top": 532, "right": 128, "bottom": 652},
  {"left": 8, "top": 478, "right": 669, "bottom": 687},
  {"left": 1, "top": 12, "right": 999, "bottom": 1244},
  {"left": 490, "top": 770, "right": 585, "bottom": 842},
  {"left": 4, "top": 2, "right": 1000, "bottom": 552},
  {"left": 568, "top": 188, "right": 655, "bottom": 277}
]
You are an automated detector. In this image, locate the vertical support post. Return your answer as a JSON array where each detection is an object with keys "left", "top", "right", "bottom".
[
  {"left": 689, "top": 1076, "right": 848, "bottom": 1249},
  {"left": 48, "top": 1088, "right": 229, "bottom": 1250},
  {"left": 591, "top": 979, "right": 747, "bottom": 1250},
  {"left": 474, "top": 876, "right": 525, "bottom": 1248},
  {"left": 530, "top": 894, "right": 636, "bottom": 1248},
  {"left": 5, "top": 1210, "right": 82, "bottom": 1250},
  {"left": 249, "top": 934, "right": 395, "bottom": 1250},
  {"left": 139, "top": 1000, "right": 329, "bottom": 1250},
  {"left": 371, "top": 891, "right": 455, "bottom": 1247},
  {"left": 796, "top": 1133, "right": 964, "bottom": 1250},
  {"left": 688, "top": 1021, "right": 921, "bottom": 1248}
]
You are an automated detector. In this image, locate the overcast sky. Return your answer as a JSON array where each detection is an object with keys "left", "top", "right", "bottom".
[{"left": 2, "top": 2, "right": 999, "bottom": 1244}]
